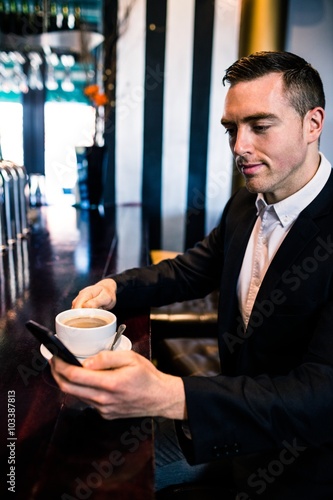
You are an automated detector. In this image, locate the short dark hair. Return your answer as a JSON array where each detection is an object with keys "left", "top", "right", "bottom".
[{"left": 222, "top": 51, "right": 325, "bottom": 118}]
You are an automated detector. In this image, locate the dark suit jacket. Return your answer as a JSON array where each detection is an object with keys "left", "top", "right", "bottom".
[{"left": 114, "top": 170, "right": 333, "bottom": 498}]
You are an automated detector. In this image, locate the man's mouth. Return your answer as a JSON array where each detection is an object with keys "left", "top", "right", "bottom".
[{"left": 238, "top": 162, "right": 265, "bottom": 176}]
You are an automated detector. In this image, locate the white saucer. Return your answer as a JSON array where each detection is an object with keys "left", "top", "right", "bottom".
[{"left": 40, "top": 334, "right": 132, "bottom": 361}]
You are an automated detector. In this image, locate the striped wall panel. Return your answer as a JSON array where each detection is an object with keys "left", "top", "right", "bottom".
[{"left": 106, "top": 0, "right": 240, "bottom": 252}]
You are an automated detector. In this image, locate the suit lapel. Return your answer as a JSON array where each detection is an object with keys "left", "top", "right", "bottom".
[
  {"left": 256, "top": 215, "right": 320, "bottom": 300},
  {"left": 254, "top": 171, "right": 333, "bottom": 306},
  {"left": 219, "top": 197, "right": 257, "bottom": 331}
]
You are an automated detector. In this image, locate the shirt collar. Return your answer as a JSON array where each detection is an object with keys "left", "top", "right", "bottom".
[{"left": 255, "top": 153, "right": 332, "bottom": 227}]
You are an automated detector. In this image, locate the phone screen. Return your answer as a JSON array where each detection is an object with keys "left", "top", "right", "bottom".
[{"left": 26, "top": 320, "right": 83, "bottom": 367}]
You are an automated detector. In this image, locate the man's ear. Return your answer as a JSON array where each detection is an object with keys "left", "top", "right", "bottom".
[{"left": 306, "top": 107, "right": 325, "bottom": 144}]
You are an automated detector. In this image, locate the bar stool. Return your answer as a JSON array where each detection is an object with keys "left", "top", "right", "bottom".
[
  {"left": 0, "top": 172, "right": 7, "bottom": 252},
  {"left": 6, "top": 162, "right": 21, "bottom": 238},
  {"left": 0, "top": 163, "right": 16, "bottom": 245},
  {"left": 12, "top": 163, "right": 29, "bottom": 237},
  {"left": 0, "top": 161, "right": 28, "bottom": 244}
]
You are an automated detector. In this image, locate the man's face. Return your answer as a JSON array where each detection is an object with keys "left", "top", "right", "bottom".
[{"left": 221, "top": 72, "right": 320, "bottom": 204}]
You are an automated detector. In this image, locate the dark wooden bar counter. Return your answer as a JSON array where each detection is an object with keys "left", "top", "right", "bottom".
[{"left": 0, "top": 204, "right": 154, "bottom": 500}]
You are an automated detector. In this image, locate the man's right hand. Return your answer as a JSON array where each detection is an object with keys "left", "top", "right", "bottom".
[{"left": 72, "top": 278, "right": 117, "bottom": 310}]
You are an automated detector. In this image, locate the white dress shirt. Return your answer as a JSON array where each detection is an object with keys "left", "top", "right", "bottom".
[{"left": 237, "top": 153, "right": 332, "bottom": 327}]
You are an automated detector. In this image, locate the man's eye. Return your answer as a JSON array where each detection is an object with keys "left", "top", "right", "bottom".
[
  {"left": 253, "top": 125, "right": 269, "bottom": 133},
  {"left": 224, "top": 128, "right": 236, "bottom": 136}
]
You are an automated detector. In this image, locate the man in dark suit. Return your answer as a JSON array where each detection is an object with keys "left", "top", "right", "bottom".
[{"left": 51, "top": 52, "right": 333, "bottom": 498}]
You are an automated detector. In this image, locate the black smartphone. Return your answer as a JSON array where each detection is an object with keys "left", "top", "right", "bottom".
[{"left": 26, "top": 320, "right": 83, "bottom": 367}]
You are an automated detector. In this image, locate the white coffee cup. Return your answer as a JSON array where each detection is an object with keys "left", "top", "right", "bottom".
[{"left": 55, "top": 308, "right": 117, "bottom": 358}]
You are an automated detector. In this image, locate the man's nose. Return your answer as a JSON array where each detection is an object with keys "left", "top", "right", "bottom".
[{"left": 233, "top": 128, "right": 252, "bottom": 157}]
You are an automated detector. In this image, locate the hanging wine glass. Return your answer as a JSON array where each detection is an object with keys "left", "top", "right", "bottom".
[
  {"left": 0, "top": 52, "right": 11, "bottom": 94},
  {"left": 45, "top": 52, "right": 59, "bottom": 91},
  {"left": 60, "top": 54, "right": 75, "bottom": 92},
  {"left": 9, "top": 52, "right": 29, "bottom": 94},
  {"left": 27, "top": 52, "right": 44, "bottom": 91}
]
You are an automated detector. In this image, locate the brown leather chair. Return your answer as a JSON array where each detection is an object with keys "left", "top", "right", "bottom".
[
  {"left": 150, "top": 250, "right": 220, "bottom": 379},
  {"left": 150, "top": 250, "right": 220, "bottom": 377},
  {"left": 158, "top": 337, "right": 220, "bottom": 376},
  {"left": 156, "top": 482, "right": 236, "bottom": 499}
]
